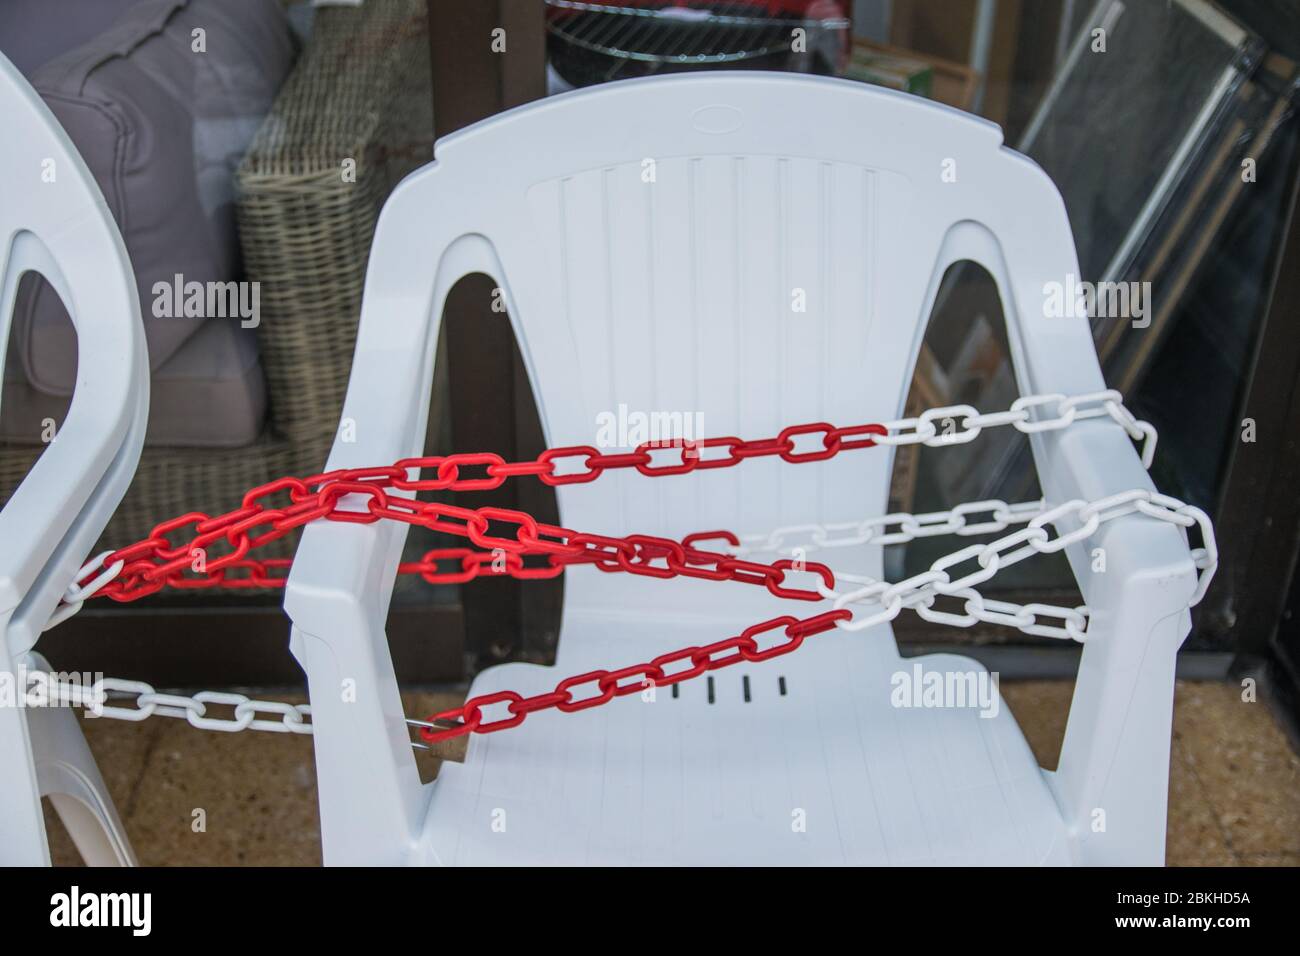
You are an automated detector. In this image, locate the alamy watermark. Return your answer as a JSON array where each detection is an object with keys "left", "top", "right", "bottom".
[
  {"left": 50, "top": 886, "right": 151, "bottom": 936},
  {"left": 595, "top": 403, "right": 704, "bottom": 449},
  {"left": 152, "top": 273, "right": 260, "bottom": 328},
  {"left": 1043, "top": 274, "right": 1152, "bottom": 328},
  {"left": 0, "top": 667, "right": 102, "bottom": 709},
  {"left": 890, "top": 663, "right": 1000, "bottom": 719}
]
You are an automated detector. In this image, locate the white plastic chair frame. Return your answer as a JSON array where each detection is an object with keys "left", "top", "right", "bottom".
[
  {"left": 0, "top": 54, "right": 147, "bottom": 866},
  {"left": 286, "top": 74, "right": 1199, "bottom": 865}
]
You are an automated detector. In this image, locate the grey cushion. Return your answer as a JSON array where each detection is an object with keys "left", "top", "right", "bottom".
[
  {"left": 3, "top": 0, "right": 293, "bottom": 446},
  {"left": 0, "top": 0, "right": 144, "bottom": 78},
  {"left": 3, "top": 312, "right": 267, "bottom": 448}
]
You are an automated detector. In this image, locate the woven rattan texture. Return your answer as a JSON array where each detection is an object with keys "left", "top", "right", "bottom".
[{"left": 0, "top": 0, "right": 434, "bottom": 566}]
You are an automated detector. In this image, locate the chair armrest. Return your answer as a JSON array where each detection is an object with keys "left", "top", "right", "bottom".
[
  {"left": 1030, "top": 416, "right": 1200, "bottom": 613},
  {"left": 1033, "top": 417, "right": 1201, "bottom": 865},
  {"left": 282, "top": 341, "right": 432, "bottom": 637},
  {"left": 279, "top": 322, "right": 443, "bottom": 862},
  {"left": 283, "top": 172, "right": 512, "bottom": 637}
]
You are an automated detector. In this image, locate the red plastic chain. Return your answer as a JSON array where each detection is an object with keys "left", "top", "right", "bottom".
[
  {"left": 421, "top": 608, "right": 852, "bottom": 742},
  {"left": 94, "top": 419, "right": 886, "bottom": 601},
  {"left": 82, "top": 416, "right": 888, "bottom": 740}
]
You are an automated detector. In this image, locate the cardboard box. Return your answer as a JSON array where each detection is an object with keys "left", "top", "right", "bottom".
[{"left": 842, "top": 38, "right": 979, "bottom": 111}]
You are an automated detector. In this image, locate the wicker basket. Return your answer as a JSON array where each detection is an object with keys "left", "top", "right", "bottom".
[
  {"left": 237, "top": 0, "right": 433, "bottom": 446},
  {"left": 0, "top": 0, "right": 433, "bottom": 567}
]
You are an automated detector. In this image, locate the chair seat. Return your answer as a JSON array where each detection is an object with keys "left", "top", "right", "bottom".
[{"left": 421, "top": 609, "right": 1073, "bottom": 866}]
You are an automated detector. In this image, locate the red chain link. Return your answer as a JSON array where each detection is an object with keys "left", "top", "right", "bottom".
[
  {"left": 81, "top": 416, "right": 888, "bottom": 740},
  {"left": 421, "top": 608, "right": 853, "bottom": 742}
]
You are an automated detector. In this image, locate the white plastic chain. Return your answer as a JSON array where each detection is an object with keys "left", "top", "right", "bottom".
[
  {"left": 816, "top": 490, "right": 1214, "bottom": 640},
  {"left": 48, "top": 678, "right": 445, "bottom": 750},
  {"left": 728, "top": 499, "right": 1050, "bottom": 556},
  {"left": 43, "top": 550, "right": 126, "bottom": 632},
  {"left": 36, "top": 388, "right": 1215, "bottom": 735},
  {"left": 869, "top": 388, "right": 1157, "bottom": 467}
]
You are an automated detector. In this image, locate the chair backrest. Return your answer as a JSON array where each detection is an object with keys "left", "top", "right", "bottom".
[
  {"left": 360, "top": 72, "right": 1103, "bottom": 621},
  {"left": 0, "top": 52, "right": 147, "bottom": 862},
  {"left": 0, "top": 52, "right": 147, "bottom": 652}
]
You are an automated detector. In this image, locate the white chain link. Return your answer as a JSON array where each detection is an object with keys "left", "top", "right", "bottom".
[
  {"left": 767, "top": 488, "right": 1217, "bottom": 641},
  {"left": 43, "top": 550, "right": 124, "bottom": 632},
  {"left": 802, "top": 559, "right": 1090, "bottom": 642},
  {"left": 871, "top": 388, "right": 1158, "bottom": 468},
  {"left": 60, "top": 678, "right": 314, "bottom": 733},
  {"left": 729, "top": 498, "right": 1049, "bottom": 556},
  {"left": 53, "top": 678, "right": 446, "bottom": 749}
]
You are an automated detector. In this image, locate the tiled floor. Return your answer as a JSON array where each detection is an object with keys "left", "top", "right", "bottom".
[{"left": 43, "top": 680, "right": 1299, "bottom": 866}]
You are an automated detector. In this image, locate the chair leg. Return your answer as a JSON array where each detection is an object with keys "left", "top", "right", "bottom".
[
  {"left": 28, "top": 701, "right": 136, "bottom": 866},
  {"left": 0, "top": 650, "right": 136, "bottom": 866},
  {"left": 290, "top": 623, "right": 429, "bottom": 865},
  {"left": 1051, "top": 591, "right": 1192, "bottom": 865},
  {"left": 0, "top": 699, "right": 53, "bottom": 865}
]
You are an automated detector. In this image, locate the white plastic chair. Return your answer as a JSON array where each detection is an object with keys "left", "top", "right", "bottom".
[
  {"left": 286, "top": 73, "right": 1199, "bottom": 865},
  {"left": 0, "top": 53, "right": 147, "bottom": 866}
]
